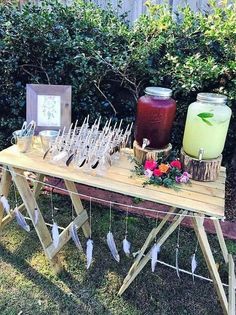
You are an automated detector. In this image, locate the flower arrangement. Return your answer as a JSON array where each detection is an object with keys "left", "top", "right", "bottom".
[{"left": 131, "top": 152, "right": 191, "bottom": 189}]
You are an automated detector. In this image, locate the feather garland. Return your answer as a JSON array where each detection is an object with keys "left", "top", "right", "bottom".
[
  {"left": 52, "top": 221, "right": 60, "bottom": 248},
  {"left": 34, "top": 208, "right": 39, "bottom": 226},
  {"left": 122, "top": 237, "right": 131, "bottom": 256},
  {"left": 107, "top": 231, "right": 120, "bottom": 262},
  {"left": 191, "top": 253, "right": 197, "bottom": 282},
  {"left": 175, "top": 246, "right": 180, "bottom": 278},
  {"left": 70, "top": 223, "right": 83, "bottom": 251},
  {"left": 86, "top": 238, "right": 93, "bottom": 269},
  {"left": 14, "top": 207, "right": 30, "bottom": 232},
  {"left": 150, "top": 243, "right": 160, "bottom": 272},
  {"left": 0, "top": 194, "right": 10, "bottom": 214}
]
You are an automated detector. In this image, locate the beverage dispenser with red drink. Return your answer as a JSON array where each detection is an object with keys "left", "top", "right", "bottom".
[{"left": 134, "top": 87, "right": 176, "bottom": 163}]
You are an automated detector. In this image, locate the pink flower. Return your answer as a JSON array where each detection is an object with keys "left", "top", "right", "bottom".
[
  {"left": 144, "top": 160, "right": 157, "bottom": 171},
  {"left": 175, "top": 172, "right": 190, "bottom": 184},
  {"left": 153, "top": 169, "right": 163, "bottom": 177},
  {"left": 144, "top": 169, "right": 153, "bottom": 178},
  {"left": 170, "top": 160, "right": 182, "bottom": 170},
  {"left": 183, "top": 172, "right": 191, "bottom": 177}
]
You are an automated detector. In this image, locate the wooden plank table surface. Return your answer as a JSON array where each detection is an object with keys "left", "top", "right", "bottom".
[{"left": 0, "top": 142, "right": 226, "bottom": 218}]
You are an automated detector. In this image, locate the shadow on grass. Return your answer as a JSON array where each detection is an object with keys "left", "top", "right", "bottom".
[{"left": 0, "top": 244, "right": 108, "bottom": 314}]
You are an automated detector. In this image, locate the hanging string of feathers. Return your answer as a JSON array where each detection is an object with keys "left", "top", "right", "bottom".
[
  {"left": 70, "top": 222, "right": 83, "bottom": 251},
  {"left": 34, "top": 207, "right": 39, "bottom": 225},
  {"left": 0, "top": 194, "right": 10, "bottom": 215},
  {"left": 122, "top": 207, "right": 131, "bottom": 256},
  {"left": 14, "top": 206, "right": 30, "bottom": 232},
  {"left": 175, "top": 222, "right": 181, "bottom": 278},
  {"left": 2, "top": 176, "right": 202, "bottom": 281},
  {"left": 50, "top": 188, "right": 60, "bottom": 248},
  {"left": 86, "top": 198, "right": 94, "bottom": 269},
  {"left": 106, "top": 203, "right": 120, "bottom": 262},
  {"left": 191, "top": 242, "right": 198, "bottom": 283}
]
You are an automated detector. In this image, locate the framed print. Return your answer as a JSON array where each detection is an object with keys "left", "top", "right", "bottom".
[{"left": 26, "top": 84, "right": 72, "bottom": 133}]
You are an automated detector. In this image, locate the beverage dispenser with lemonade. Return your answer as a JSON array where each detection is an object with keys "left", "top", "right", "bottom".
[{"left": 182, "top": 92, "right": 231, "bottom": 181}]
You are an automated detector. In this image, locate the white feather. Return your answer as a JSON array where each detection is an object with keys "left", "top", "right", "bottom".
[
  {"left": 52, "top": 222, "right": 60, "bottom": 248},
  {"left": 86, "top": 238, "right": 93, "bottom": 269},
  {"left": 122, "top": 237, "right": 131, "bottom": 256},
  {"left": 52, "top": 151, "right": 68, "bottom": 162},
  {"left": 70, "top": 223, "right": 83, "bottom": 251},
  {"left": 107, "top": 231, "right": 120, "bottom": 262},
  {"left": 191, "top": 253, "right": 197, "bottom": 282},
  {"left": 0, "top": 195, "right": 10, "bottom": 214},
  {"left": 34, "top": 208, "right": 39, "bottom": 225},
  {"left": 14, "top": 207, "right": 30, "bottom": 232},
  {"left": 150, "top": 243, "right": 160, "bottom": 272},
  {"left": 176, "top": 247, "right": 180, "bottom": 278}
]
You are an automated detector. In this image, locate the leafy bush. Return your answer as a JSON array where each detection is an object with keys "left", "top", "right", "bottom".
[{"left": 0, "top": 0, "right": 235, "bottom": 163}]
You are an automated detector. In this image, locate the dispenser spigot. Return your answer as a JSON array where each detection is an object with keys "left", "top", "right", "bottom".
[
  {"left": 142, "top": 138, "right": 150, "bottom": 149},
  {"left": 198, "top": 148, "right": 204, "bottom": 161}
]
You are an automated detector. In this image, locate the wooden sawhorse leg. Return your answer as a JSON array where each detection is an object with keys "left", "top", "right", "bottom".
[
  {"left": 118, "top": 209, "right": 187, "bottom": 295},
  {"left": 192, "top": 214, "right": 228, "bottom": 315},
  {"left": 228, "top": 254, "right": 236, "bottom": 315},
  {"left": 0, "top": 171, "right": 44, "bottom": 230},
  {"left": 213, "top": 219, "right": 229, "bottom": 264},
  {"left": 9, "top": 167, "right": 90, "bottom": 274},
  {"left": 119, "top": 212, "right": 231, "bottom": 315},
  {"left": 64, "top": 180, "right": 91, "bottom": 238},
  {"left": 0, "top": 167, "right": 12, "bottom": 229}
]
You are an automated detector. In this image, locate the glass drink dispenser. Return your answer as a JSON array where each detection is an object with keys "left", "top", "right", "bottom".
[
  {"left": 135, "top": 87, "right": 176, "bottom": 149},
  {"left": 182, "top": 93, "right": 231, "bottom": 159}
]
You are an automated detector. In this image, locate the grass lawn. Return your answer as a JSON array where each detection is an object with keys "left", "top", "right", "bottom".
[{"left": 0, "top": 192, "right": 235, "bottom": 315}]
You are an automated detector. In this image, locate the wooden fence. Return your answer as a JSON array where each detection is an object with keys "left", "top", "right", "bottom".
[
  {"left": 20, "top": 1, "right": 226, "bottom": 23},
  {"left": 89, "top": 0, "right": 211, "bottom": 22}
]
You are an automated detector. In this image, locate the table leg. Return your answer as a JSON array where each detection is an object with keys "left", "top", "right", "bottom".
[
  {"left": 228, "top": 254, "right": 236, "bottom": 315},
  {"left": 0, "top": 167, "right": 12, "bottom": 228},
  {"left": 118, "top": 210, "right": 187, "bottom": 296},
  {"left": 128, "top": 207, "right": 176, "bottom": 276},
  {"left": 1, "top": 173, "right": 45, "bottom": 229},
  {"left": 192, "top": 214, "right": 228, "bottom": 315},
  {"left": 213, "top": 219, "right": 229, "bottom": 264},
  {"left": 33, "top": 173, "right": 45, "bottom": 198},
  {"left": 64, "top": 180, "right": 91, "bottom": 238},
  {"left": 9, "top": 167, "right": 63, "bottom": 273}
]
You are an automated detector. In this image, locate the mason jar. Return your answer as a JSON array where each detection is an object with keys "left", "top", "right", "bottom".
[
  {"left": 135, "top": 87, "right": 176, "bottom": 149},
  {"left": 183, "top": 93, "right": 231, "bottom": 159}
]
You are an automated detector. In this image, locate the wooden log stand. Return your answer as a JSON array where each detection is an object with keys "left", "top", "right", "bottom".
[
  {"left": 133, "top": 140, "right": 172, "bottom": 164},
  {"left": 180, "top": 148, "right": 222, "bottom": 182}
]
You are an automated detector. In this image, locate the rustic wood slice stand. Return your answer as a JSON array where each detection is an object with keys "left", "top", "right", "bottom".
[
  {"left": 180, "top": 148, "right": 222, "bottom": 182},
  {"left": 133, "top": 140, "right": 172, "bottom": 164},
  {"left": 0, "top": 141, "right": 235, "bottom": 315}
]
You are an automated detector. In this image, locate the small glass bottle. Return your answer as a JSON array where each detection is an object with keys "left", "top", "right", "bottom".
[
  {"left": 183, "top": 93, "right": 231, "bottom": 159},
  {"left": 135, "top": 87, "right": 176, "bottom": 149}
]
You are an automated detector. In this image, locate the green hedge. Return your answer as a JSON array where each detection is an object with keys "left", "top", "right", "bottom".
[{"left": 0, "top": 0, "right": 235, "bottom": 163}]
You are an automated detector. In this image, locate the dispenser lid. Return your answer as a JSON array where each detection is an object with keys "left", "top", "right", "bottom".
[
  {"left": 197, "top": 93, "right": 227, "bottom": 104},
  {"left": 145, "top": 87, "right": 172, "bottom": 97}
]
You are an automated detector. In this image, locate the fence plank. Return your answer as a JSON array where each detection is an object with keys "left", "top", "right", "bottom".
[{"left": 19, "top": 1, "right": 223, "bottom": 23}]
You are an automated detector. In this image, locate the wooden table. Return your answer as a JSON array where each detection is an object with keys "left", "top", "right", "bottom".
[{"left": 0, "top": 143, "right": 235, "bottom": 315}]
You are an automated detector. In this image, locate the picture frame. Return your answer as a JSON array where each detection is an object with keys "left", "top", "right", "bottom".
[{"left": 26, "top": 84, "right": 72, "bottom": 134}]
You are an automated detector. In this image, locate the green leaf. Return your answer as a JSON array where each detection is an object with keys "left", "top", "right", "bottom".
[
  {"left": 197, "top": 112, "right": 214, "bottom": 126},
  {"left": 202, "top": 118, "right": 213, "bottom": 126},
  {"left": 197, "top": 112, "right": 214, "bottom": 119}
]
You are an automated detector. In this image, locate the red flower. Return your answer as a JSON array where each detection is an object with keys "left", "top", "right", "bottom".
[
  {"left": 170, "top": 160, "right": 182, "bottom": 170},
  {"left": 153, "top": 169, "right": 163, "bottom": 177},
  {"left": 144, "top": 159, "right": 157, "bottom": 171}
]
